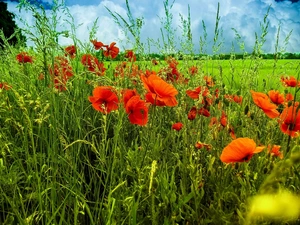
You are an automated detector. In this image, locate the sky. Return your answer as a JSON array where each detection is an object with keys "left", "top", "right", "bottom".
[{"left": 3, "top": 0, "right": 300, "bottom": 54}]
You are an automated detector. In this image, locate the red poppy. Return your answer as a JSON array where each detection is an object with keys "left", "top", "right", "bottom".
[
  {"left": 0, "top": 82, "right": 12, "bottom": 90},
  {"left": 195, "top": 141, "right": 212, "bottom": 150},
  {"left": 49, "top": 56, "right": 73, "bottom": 91},
  {"left": 285, "top": 93, "right": 294, "bottom": 102},
  {"left": 188, "top": 106, "right": 197, "bottom": 120},
  {"left": 224, "top": 94, "right": 243, "bottom": 104},
  {"left": 220, "top": 138, "right": 265, "bottom": 163},
  {"left": 122, "top": 89, "right": 139, "bottom": 106},
  {"left": 250, "top": 90, "right": 280, "bottom": 118},
  {"left": 198, "top": 107, "right": 210, "bottom": 117},
  {"left": 268, "top": 90, "right": 285, "bottom": 105},
  {"left": 91, "top": 40, "right": 104, "bottom": 50},
  {"left": 64, "top": 45, "right": 77, "bottom": 58},
  {"left": 220, "top": 111, "right": 227, "bottom": 127},
  {"left": 188, "top": 66, "right": 198, "bottom": 75},
  {"left": 280, "top": 76, "right": 299, "bottom": 87},
  {"left": 186, "top": 86, "right": 209, "bottom": 100},
  {"left": 125, "top": 95, "right": 148, "bottom": 126},
  {"left": 172, "top": 122, "right": 183, "bottom": 131},
  {"left": 233, "top": 95, "right": 243, "bottom": 104},
  {"left": 279, "top": 103, "right": 300, "bottom": 137},
  {"left": 103, "top": 42, "right": 119, "bottom": 59},
  {"left": 81, "top": 54, "right": 106, "bottom": 76},
  {"left": 124, "top": 50, "right": 136, "bottom": 62},
  {"left": 16, "top": 52, "right": 33, "bottom": 63},
  {"left": 89, "top": 86, "right": 119, "bottom": 114},
  {"left": 267, "top": 144, "right": 283, "bottom": 159},
  {"left": 141, "top": 73, "right": 178, "bottom": 107},
  {"left": 204, "top": 76, "right": 215, "bottom": 87}
]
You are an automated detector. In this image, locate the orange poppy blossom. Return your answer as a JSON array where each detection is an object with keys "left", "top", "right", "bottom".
[
  {"left": 220, "top": 138, "right": 265, "bottom": 163},
  {"left": 280, "top": 75, "right": 299, "bottom": 87},
  {"left": 278, "top": 102, "right": 300, "bottom": 137},
  {"left": 250, "top": 90, "right": 280, "bottom": 118},
  {"left": 103, "top": 42, "right": 119, "bottom": 59},
  {"left": 267, "top": 144, "right": 283, "bottom": 159},
  {"left": 172, "top": 122, "right": 183, "bottom": 131},
  {"left": 186, "top": 86, "right": 209, "bottom": 100},
  {"left": 268, "top": 90, "right": 285, "bottom": 105},
  {"left": 141, "top": 72, "right": 178, "bottom": 107},
  {"left": 89, "top": 86, "right": 119, "bottom": 114},
  {"left": 125, "top": 95, "right": 149, "bottom": 126}
]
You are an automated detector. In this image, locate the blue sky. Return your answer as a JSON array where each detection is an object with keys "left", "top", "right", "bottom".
[{"left": 4, "top": 0, "right": 300, "bottom": 54}]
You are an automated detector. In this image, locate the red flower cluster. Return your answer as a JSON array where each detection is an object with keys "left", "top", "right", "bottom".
[
  {"left": 49, "top": 56, "right": 73, "bottom": 91},
  {"left": 91, "top": 40, "right": 119, "bottom": 59},
  {"left": 16, "top": 52, "right": 33, "bottom": 63},
  {"left": 81, "top": 54, "right": 106, "bottom": 76}
]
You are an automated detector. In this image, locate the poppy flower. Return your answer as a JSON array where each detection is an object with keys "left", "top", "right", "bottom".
[
  {"left": 0, "top": 82, "right": 12, "bottom": 90},
  {"left": 220, "top": 111, "right": 227, "bottom": 127},
  {"left": 285, "top": 93, "right": 294, "bottom": 102},
  {"left": 280, "top": 76, "right": 299, "bottom": 87},
  {"left": 172, "top": 122, "right": 183, "bottom": 131},
  {"left": 122, "top": 89, "right": 139, "bottom": 106},
  {"left": 124, "top": 50, "right": 136, "bottom": 62},
  {"left": 64, "top": 45, "right": 76, "bottom": 58},
  {"left": 16, "top": 52, "right": 33, "bottom": 63},
  {"left": 89, "top": 86, "right": 119, "bottom": 114},
  {"left": 125, "top": 95, "right": 148, "bottom": 126},
  {"left": 91, "top": 40, "right": 104, "bottom": 50},
  {"left": 103, "top": 42, "right": 119, "bottom": 59},
  {"left": 204, "top": 76, "right": 215, "bottom": 87},
  {"left": 233, "top": 95, "right": 243, "bottom": 104},
  {"left": 141, "top": 73, "right": 178, "bottom": 107},
  {"left": 198, "top": 107, "right": 210, "bottom": 117},
  {"left": 49, "top": 56, "right": 73, "bottom": 91},
  {"left": 188, "top": 106, "right": 197, "bottom": 120},
  {"left": 81, "top": 54, "right": 106, "bottom": 76},
  {"left": 267, "top": 144, "right": 283, "bottom": 159},
  {"left": 250, "top": 90, "right": 280, "bottom": 118},
  {"left": 268, "top": 90, "right": 285, "bottom": 105},
  {"left": 279, "top": 104, "right": 300, "bottom": 137},
  {"left": 188, "top": 66, "right": 198, "bottom": 75},
  {"left": 195, "top": 141, "right": 212, "bottom": 150},
  {"left": 220, "top": 138, "right": 265, "bottom": 163},
  {"left": 186, "top": 86, "right": 209, "bottom": 99}
]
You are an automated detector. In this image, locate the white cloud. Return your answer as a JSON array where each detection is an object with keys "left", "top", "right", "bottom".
[{"left": 5, "top": 0, "right": 300, "bottom": 54}]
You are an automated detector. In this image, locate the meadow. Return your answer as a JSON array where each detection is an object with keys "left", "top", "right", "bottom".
[{"left": 0, "top": 1, "right": 300, "bottom": 225}]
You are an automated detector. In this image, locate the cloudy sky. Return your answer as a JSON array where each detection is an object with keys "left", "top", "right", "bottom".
[{"left": 3, "top": 0, "right": 300, "bottom": 54}]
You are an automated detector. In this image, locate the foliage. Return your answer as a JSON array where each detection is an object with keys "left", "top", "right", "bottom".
[{"left": 0, "top": 1, "right": 26, "bottom": 48}]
